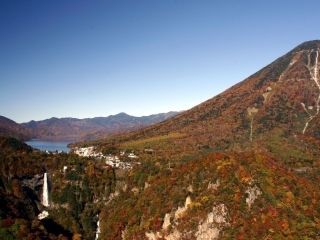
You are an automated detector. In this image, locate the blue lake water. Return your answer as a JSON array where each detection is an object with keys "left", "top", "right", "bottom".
[{"left": 25, "top": 139, "right": 70, "bottom": 153}]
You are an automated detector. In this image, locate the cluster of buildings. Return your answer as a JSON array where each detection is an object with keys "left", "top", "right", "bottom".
[
  {"left": 73, "top": 146, "right": 139, "bottom": 170},
  {"left": 73, "top": 146, "right": 101, "bottom": 158}
]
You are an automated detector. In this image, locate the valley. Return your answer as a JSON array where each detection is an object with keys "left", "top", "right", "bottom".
[
  {"left": 3, "top": 0, "right": 320, "bottom": 239},
  {"left": 1, "top": 40, "right": 320, "bottom": 240}
]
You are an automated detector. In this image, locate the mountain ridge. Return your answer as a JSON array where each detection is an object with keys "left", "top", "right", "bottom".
[{"left": 20, "top": 111, "right": 180, "bottom": 141}]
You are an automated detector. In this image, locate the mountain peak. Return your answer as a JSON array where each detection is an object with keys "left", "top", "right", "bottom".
[
  {"left": 19, "top": 111, "right": 179, "bottom": 141},
  {"left": 94, "top": 40, "right": 320, "bottom": 153},
  {"left": 114, "top": 112, "right": 130, "bottom": 117},
  {"left": 293, "top": 40, "right": 320, "bottom": 52}
]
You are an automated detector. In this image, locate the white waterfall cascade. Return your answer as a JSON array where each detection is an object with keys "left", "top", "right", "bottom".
[
  {"left": 42, "top": 172, "right": 49, "bottom": 207},
  {"left": 95, "top": 217, "right": 101, "bottom": 240},
  {"left": 38, "top": 172, "right": 50, "bottom": 220}
]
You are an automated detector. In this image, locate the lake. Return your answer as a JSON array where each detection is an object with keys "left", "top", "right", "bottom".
[{"left": 25, "top": 139, "right": 71, "bottom": 153}]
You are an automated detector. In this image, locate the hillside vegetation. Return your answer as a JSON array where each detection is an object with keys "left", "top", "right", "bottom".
[{"left": 1, "top": 40, "right": 320, "bottom": 239}]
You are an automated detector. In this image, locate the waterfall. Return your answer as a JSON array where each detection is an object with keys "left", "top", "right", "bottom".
[
  {"left": 42, "top": 172, "right": 49, "bottom": 207},
  {"left": 95, "top": 218, "right": 101, "bottom": 240}
]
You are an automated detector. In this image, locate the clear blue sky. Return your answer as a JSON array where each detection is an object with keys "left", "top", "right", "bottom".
[{"left": 1, "top": 0, "right": 320, "bottom": 123}]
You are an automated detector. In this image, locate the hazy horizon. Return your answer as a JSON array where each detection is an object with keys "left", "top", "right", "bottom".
[
  {"left": 13, "top": 111, "right": 182, "bottom": 124},
  {"left": 1, "top": 0, "right": 320, "bottom": 122}
]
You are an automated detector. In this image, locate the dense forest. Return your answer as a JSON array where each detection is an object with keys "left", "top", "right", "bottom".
[
  {"left": 0, "top": 137, "right": 115, "bottom": 239},
  {"left": 1, "top": 41, "right": 320, "bottom": 239}
]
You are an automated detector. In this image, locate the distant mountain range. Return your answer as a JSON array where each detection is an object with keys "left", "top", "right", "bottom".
[{"left": 0, "top": 112, "right": 179, "bottom": 141}]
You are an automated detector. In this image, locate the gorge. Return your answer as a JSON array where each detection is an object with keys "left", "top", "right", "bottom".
[{"left": 1, "top": 40, "right": 320, "bottom": 239}]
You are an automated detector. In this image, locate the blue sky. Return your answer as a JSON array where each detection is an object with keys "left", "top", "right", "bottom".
[{"left": 1, "top": 0, "right": 320, "bottom": 123}]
